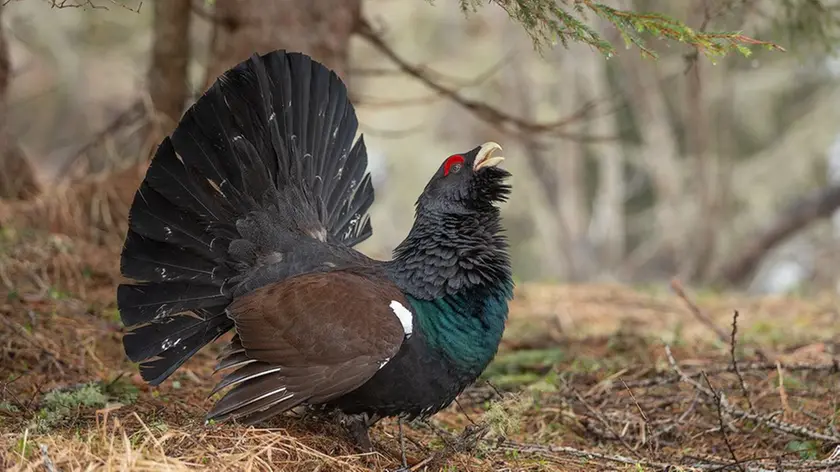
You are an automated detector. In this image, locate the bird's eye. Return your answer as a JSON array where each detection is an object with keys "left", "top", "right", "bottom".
[{"left": 443, "top": 154, "right": 465, "bottom": 176}]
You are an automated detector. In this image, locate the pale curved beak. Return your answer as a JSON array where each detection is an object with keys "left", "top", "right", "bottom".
[{"left": 473, "top": 142, "right": 505, "bottom": 171}]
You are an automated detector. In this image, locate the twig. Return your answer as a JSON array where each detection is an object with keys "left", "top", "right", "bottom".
[
  {"left": 0, "top": 312, "right": 66, "bottom": 375},
  {"left": 729, "top": 310, "right": 754, "bottom": 411},
  {"left": 665, "top": 345, "right": 840, "bottom": 444},
  {"left": 620, "top": 379, "right": 652, "bottom": 451},
  {"left": 572, "top": 388, "right": 642, "bottom": 458},
  {"left": 776, "top": 361, "right": 791, "bottom": 421},
  {"left": 39, "top": 445, "right": 57, "bottom": 472},
  {"left": 670, "top": 278, "right": 729, "bottom": 343},
  {"left": 498, "top": 440, "right": 692, "bottom": 470},
  {"left": 409, "top": 423, "right": 489, "bottom": 471},
  {"left": 44, "top": 0, "right": 142, "bottom": 12},
  {"left": 55, "top": 100, "right": 147, "bottom": 180},
  {"left": 702, "top": 372, "right": 745, "bottom": 472},
  {"left": 502, "top": 436, "right": 840, "bottom": 471},
  {"left": 623, "top": 360, "right": 839, "bottom": 389}
]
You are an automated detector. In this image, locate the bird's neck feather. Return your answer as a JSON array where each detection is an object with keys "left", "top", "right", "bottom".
[
  {"left": 388, "top": 208, "right": 514, "bottom": 374},
  {"left": 389, "top": 208, "right": 512, "bottom": 300}
]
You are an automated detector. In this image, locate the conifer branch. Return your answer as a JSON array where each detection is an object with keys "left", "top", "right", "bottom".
[{"left": 457, "top": 0, "right": 785, "bottom": 59}]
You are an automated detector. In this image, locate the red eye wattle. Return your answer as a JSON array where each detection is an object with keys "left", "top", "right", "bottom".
[{"left": 443, "top": 154, "right": 465, "bottom": 176}]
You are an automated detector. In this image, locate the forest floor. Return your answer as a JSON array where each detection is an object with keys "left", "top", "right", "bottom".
[{"left": 0, "top": 223, "right": 839, "bottom": 471}]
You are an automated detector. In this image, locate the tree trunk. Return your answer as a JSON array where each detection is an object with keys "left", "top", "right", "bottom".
[
  {"left": 615, "top": 50, "right": 683, "bottom": 272},
  {"left": 206, "top": 0, "right": 361, "bottom": 85},
  {"left": 148, "top": 0, "right": 192, "bottom": 130},
  {"left": 581, "top": 44, "right": 625, "bottom": 273},
  {"left": 0, "top": 2, "right": 39, "bottom": 200}
]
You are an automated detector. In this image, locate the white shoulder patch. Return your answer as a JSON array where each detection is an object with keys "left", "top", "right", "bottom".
[{"left": 389, "top": 300, "right": 413, "bottom": 337}]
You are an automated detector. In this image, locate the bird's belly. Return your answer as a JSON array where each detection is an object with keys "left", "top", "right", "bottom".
[{"left": 328, "top": 335, "right": 476, "bottom": 419}]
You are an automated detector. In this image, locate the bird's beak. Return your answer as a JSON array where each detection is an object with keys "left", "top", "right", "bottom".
[{"left": 473, "top": 142, "right": 505, "bottom": 171}]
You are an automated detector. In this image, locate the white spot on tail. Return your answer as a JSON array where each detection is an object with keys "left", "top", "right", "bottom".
[
  {"left": 378, "top": 357, "right": 391, "bottom": 369},
  {"left": 161, "top": 337, "right": 182, "bottom": 351},
  {"left": 389, "top": 300, "right": 413, "bottom": 337}
]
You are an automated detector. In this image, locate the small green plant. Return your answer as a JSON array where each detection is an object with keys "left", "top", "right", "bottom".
[
  {"left": 103, "top": 375, "right": 140, "bottom": 405},
  {"left": 785, "top": 440, "right": 820, "bottom": 459},
  {"left": 14, "top": 435, "right": 35, "bottom": 459}
]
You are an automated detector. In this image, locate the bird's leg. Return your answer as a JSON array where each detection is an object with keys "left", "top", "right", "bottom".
[{"left": 398, "top": 417, "right": 407, "bottom": 469}]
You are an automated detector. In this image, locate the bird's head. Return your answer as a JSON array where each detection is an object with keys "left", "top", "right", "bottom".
[{"left": 416, "top": 142, "right": 511, "bottom": 214}]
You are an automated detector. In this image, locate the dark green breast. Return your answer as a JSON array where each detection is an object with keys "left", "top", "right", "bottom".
[{"left": 406, "top": 283, "right": 513, "bottom": 377}]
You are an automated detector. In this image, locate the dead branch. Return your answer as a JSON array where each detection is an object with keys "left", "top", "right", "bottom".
[
  {"left": 38, "top": 0, "right": 143, "bottom": 12},
  {"left": 356, "top": 17, "right": 617, "bottom": 142},
  {"left": 409, "top": 423, "right": 489, "bottom": 471},
  {"left": 54, "top": 99, "right": 149, "bottom": 179},
  {"left": 0, "top": 308, "right": 66, "bottom": 375},
  {"left": 702, "top": 372, "right": 745, "bottom": 472},
  {"left": 624, "top": 360, "right": 839, "bottom": 389},
  {"left": 671, "top": 278, "right": 730, "bottom": 343},
  {"left": 666, "top": 345, "right": 840, "bottom": 444},
  {"left": 498, "top": 440, "right": 697, "bottom": 470},
  {"left": 714, "top": 184, "right": 840, "bottom": 286},
  {"left": 729, "top": 310, "right": 754, "bottom": 411},
  {"left": 777, "top": 361, "right": 791, "bottom": 421},
  {"left": 572, "top": 388, "right": 642, "bottom": 458}
]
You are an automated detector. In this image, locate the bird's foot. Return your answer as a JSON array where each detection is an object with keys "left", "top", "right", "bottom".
[{"left": 336, "top": 412, "right": 376, "bottom": 452}]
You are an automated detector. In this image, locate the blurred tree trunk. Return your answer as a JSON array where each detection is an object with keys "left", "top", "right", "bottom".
[
  {"left": 548, "top": 49, "right": 597, "bottom": 281},
  {"left": 206, "top": 0, "right": 360, "bottom": 85},
  {"left": 0, "top": 2, "right": 39, "bottom": 200},
  {"left": 148, "top": 0, "right": 192, "bottom": 131},
  {"left": 582, "top": 49, "right": 625, "bottom": 273},
  {"left": 681, "top": 1, "right": 728, "bottom": 282},
  {"left": 509, "top": 41, "right": 599, "bottom": 281},
  {"left": 615, "top": 50, "right": 683, "bottom": 273}
]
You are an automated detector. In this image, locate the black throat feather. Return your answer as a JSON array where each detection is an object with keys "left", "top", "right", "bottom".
[{"left": 388, "top": 209, "right": 511, "bottom": 300}]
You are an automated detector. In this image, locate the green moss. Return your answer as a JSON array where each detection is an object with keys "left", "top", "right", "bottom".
[
  {"left": 33, "top": 377, "right": 139, "bottom": 433},
  {"left": 35, "top": 383, "right": 108, "bottom": 432},
  {"left": 484, "top": 348, "right": 567, "bottom": 377}
]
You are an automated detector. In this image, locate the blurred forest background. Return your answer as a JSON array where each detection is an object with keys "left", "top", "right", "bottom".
[{"left": 2, "top": 0, "right": 840, "bottom": 295}]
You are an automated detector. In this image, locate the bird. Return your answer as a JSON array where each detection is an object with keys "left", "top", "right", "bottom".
[{"left": 117, "top": 50, "right": 513, "bottom": 455}]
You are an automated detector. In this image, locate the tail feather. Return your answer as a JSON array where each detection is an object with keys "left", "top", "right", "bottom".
[
  {"left": 128, "top": 182, "right": 226, "bottom": 256},
  {"left": 123, "top": 307, "right": 226, "bottom": 362},
  {"left": 121, "top": 232, "right": 233, "bottom": 285},
  {"left": 118, "top": 50, "right": 375, "bottom": 384},
  {"left": 132, "top": 309, "right": 233, "bottom": 385},
  {"left": 118, "top": 283, "right": 228, "bottom": 327}
]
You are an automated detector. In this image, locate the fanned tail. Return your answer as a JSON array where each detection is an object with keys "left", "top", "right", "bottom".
[{"left": 118, "top": 51, "right": 375, "bottom": 385}]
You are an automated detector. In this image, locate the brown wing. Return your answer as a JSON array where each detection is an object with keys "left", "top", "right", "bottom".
[{"left": 205, "top": 270, "right": 409, "bottom": 424}]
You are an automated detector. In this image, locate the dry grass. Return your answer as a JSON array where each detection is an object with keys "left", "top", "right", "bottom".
[{"left": 0, "top": 201, "right": 838, "bottom": 471}]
